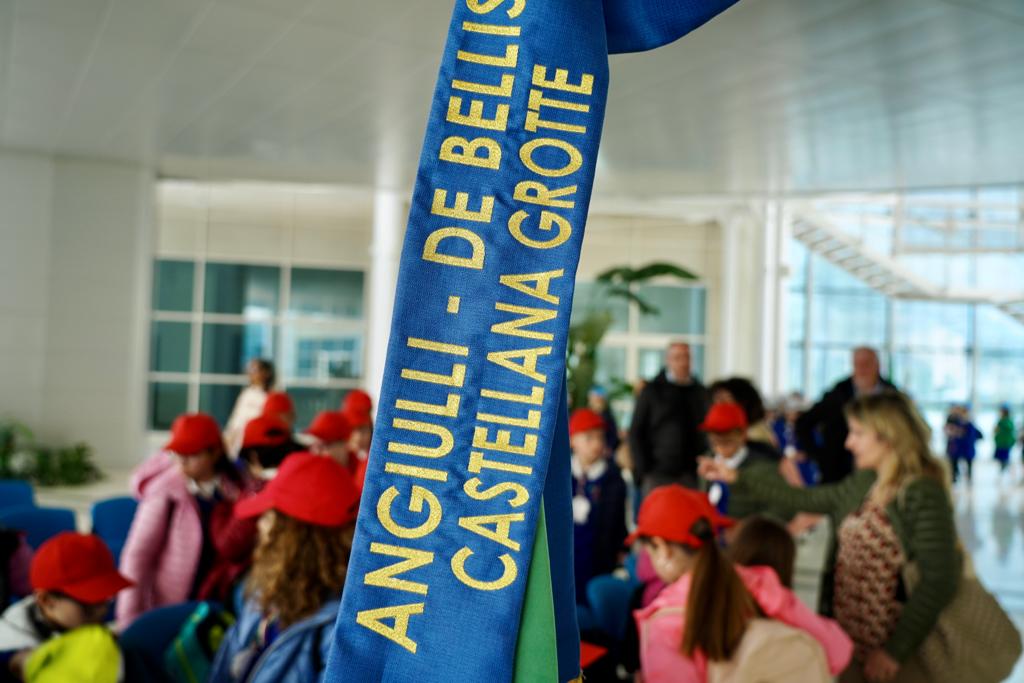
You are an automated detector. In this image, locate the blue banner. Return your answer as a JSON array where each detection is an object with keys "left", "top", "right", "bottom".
[{"left": 326, "top": 1, "right": 737, "bottom": 681}]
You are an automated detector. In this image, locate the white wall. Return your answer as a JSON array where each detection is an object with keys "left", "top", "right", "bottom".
[
  {"left": 0, "top": 152, "right": 54, "bottom": 428},
  {"left": 0, "top": 149, "right": 155, "bottom": 469}
]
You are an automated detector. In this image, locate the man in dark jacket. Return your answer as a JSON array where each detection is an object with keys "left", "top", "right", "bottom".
[
  {"left": 795, "top": 346, "right": 897, "bottom": 483},
  {"left": 628, "top": 342, "right": 710, "bottom": 493}
]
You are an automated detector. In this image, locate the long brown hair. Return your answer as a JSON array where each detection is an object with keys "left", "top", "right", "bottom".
[
  {"left": 844, "top": 391, "right": 947, "bottom": 502},
  {"left": 247, "top": 512, "right": 354, "bottom": 627},
  {"left": 681, "top": 518, "right": 757, "bottom": 661},
  {"left": 727, "top": 515, "right": 796, "bottom": 588}
]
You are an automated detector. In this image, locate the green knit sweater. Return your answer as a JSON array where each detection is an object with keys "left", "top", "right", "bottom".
[{"left": 733, "top": 465, "right": 960, "bottom": 662}]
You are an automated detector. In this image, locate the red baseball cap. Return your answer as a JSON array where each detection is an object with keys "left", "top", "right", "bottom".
[
  {"left": 30, "top": 533, "right": 133, "bottom": 604},
  {"left": 569, "top": 408, "right": 606, "bottom": 437},
  {"left": 235, "top": 452, "right": 359, "bottom": 527},
  {"left": 164, "top": 413, "right": 223, "bottom": 456},
  {"left": 699, "top": 402, "right": 749, "bottom": 433},
  {"left": 262, "top": 391, "right": 295, "bottom": 417},
  {"left": 242, "top": 415, "right": 292, "bottom": 449},
  {"left": 625, "top": 485, "right": 734, "bottom": 547},
  {"left": 305, "top": 411, "right": 352, "bottom": 444},
  {"left": 342, "top": 407, "right": 373, "bottom": 429},
  {"left": 341, "top": 389, "right": 373, "bottom": 416}
]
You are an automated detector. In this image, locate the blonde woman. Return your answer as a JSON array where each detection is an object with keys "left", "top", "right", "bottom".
[{"left": 700, "top": 392, "right": 958, "bottom": 683}]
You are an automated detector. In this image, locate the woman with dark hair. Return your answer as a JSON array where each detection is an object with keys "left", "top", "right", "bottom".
[
  {"left": 209, "top": 453, "right": 358, "bottom": 683},
  {"left": 709, "top": 377, "right": 778, "bottom": 449},
  {"left": 224, "top": 359, "right": 276, "bottom": 457}
]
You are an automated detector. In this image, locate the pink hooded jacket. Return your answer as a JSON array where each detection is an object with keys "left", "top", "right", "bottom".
[
  {"left": 115, "top": 452, "right": 250, "bottom": 629},
  {"left": 635, "top": 565, "right": 852, "bottom": 683}
]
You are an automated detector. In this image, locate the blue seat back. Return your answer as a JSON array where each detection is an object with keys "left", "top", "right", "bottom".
[
  {"left": 0, "top": 505, "right": 77, "bottom": 549},
  {"left": 586, "top": 574, "right": 640, "bottom": 643},
  {"left": 91, "top": 496, "right": 138, "bottom": 563},
  {"left": 120, "top": 601, "right": 202, "bottom": 683},
  {"left": 0, "top": 480, "right": 34, "bottom": 512}
]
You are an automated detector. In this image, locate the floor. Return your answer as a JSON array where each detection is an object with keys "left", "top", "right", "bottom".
[
  {"left": 35, "top": 459, "right": 1024, "bottom": 680},
  {"left": 952, "top": 458, "right": 1024, "bottom": 683}
]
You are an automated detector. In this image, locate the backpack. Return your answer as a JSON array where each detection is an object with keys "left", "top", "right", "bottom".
[{"left": 164, "top": 602, "right": 235, "bottom": 683}]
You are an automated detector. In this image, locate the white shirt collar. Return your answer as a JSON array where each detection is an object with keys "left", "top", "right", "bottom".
[
  {"left": 714, "top": 446, "right": 749, "bottom": 470},
  {"left": 571, "top": 455, "right": 608, "bottom": 482},
  {"left": 186, "top": 475, "right": 221, "bottom": 499}
]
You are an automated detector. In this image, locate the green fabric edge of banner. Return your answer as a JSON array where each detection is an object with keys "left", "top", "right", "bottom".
[{"left": 512, "top": 501, "right": 560, "bottom": 683}]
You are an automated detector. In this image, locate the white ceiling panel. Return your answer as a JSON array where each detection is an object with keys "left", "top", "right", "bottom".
[{"left": 0, "top": 0, "right": 1022, "bottom": 195}]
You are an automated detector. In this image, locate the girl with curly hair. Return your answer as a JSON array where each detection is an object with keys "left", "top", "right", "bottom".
[{"left": 209, "top": 452, "right": 359, "bottom": 683}]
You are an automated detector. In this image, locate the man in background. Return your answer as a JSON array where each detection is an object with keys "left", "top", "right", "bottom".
[
  {"left": 629, "top": 342, "right": 710, "bottom": 493},
  {"left": 796, "top": 347, "right": 897, "bottom": 484}
]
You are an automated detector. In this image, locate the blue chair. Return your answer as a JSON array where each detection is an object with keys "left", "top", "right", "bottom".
[
  {"left": 91, "top": 496, "right": 138, "bottom": 563},
  {"left": 586, "top": 574, "right": 640, "bottom": 643},
  {"left": 120, "top": 601, "right": 202, "bottom": 683},
  {"left": 0, "top": 505, "right": 76, "bottom": 549},
  {"left": 0, "top": 479, "right": 34, "bottom": 512}
]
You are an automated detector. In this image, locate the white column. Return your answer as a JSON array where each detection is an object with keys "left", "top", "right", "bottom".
[
  {"left": 365, "top": 188, "right": 406, "bottom": 405},
  {"left": 40, "top": 158, "right": 155, "bottom": 469}
]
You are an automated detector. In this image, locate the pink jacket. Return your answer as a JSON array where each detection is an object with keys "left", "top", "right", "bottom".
[
  {"left": 635, "top": 565, "right": 853, "bottom": 683},
  {"left": 115, "top": 453, "right": 249, "bottom": 629}
]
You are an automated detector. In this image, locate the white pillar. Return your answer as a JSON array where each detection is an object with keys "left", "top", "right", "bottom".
[{"left": 365, "top": 188, "right": 406, "bottom": 405}]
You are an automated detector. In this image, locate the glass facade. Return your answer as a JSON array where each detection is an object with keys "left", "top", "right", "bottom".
[
  {"left": 148, "top": 259, "right": 366, "bottom": 431},
  {"left": 788, "top": 185, "right": 1024, "bottom": 448}
]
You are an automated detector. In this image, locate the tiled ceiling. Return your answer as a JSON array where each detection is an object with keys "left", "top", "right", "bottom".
[{"left": 0, "top": 0, "right": 1022, "bottom": 195}]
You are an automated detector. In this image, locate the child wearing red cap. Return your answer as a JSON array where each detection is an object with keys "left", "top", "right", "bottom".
[
  {"left": 697, "top": 402, "right": 784, "bottom": 520},
  {"left": 340, "top": 391, "right": 374, "bottom": 491},
  {"left": 570, "top": 408, "right": 627, "bottom": 604},
  {"left": 209, "top": 453, "right": 359, "bottom": 683},
  {"left": 0, "top": 532, "right": 131, "bottom": 678},
  {"left": 261, "top": 391, "right": 296, "bottom": 428},
  {"left": 238, "top": 414, "right": 304, "bottom": 483},
  {"left": 303, "top": 411, "right": 352, "bottom": 467},
  {"left": 631, "top": 485, "right": 851, "bottom": 683},
  {"left": 117, "top": 413, "right": 256, "bottom": 629}
]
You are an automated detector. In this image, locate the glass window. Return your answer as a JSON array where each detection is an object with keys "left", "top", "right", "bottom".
[
  {"left": 975, "top": 352, "right": 1024, "bottom": 406},
  {"left": 890, "top": 351, "right": 969, "bottom": 404},
  {"left": 806, "top": 347, "right": 852, "bottom": 400},
  {"left": 570, "top": 282, "right": 628, "bottom": 333},
  {"left": 976, "top": 305, "right": 1024, "bottom": 351},
  {"left": 892, "top": 301, "right": 970, "bottom": 350},
  {"left": 636, "top": 286, "right": 706, "bottom": 335},
  {"left": 280, "top": 324, "right": 363, "bottom": 380},
  {"left": 289, "top": 388, "right": 348, "bottom": 430},
  {"left": 289, "top": 268, "right": 364, "bottom": 319},
  {"left": 150, "top": 322, "right": 192, "bottom": 373},
  {"left": 204, "top": 263, "right": 279, "bottom": 316},
  {"left": 811, "top": 293, "right": 887, "bottom": 346},
  {"left": 787, "top": 344, "right": 804, "bottom": 393},
  {"left": 788, "top": 291, "right": 806, "bottom": 344},
  {"left": 812, "top": 255, "right": 870, "bottom": 293},
  {"left": 788, "top": 239, "right": 808, "bottom": 292},
  {"left": 199, "top": 384, "right": 244, "bottom": 427},
  {"left": 201, "top": 323, "right": 274, "bottom": 375},
  {"left": 638, "top": 344, "right": 705, "bottom": 382},
  {"left": 149, "top": 382, "right": 188, "bottom": 430},
  {"left": 593, "top": 346, "right": 627, "bottom": 388},
  {"left": 152, "top": 260, "right": 194, "bottom": 312}
]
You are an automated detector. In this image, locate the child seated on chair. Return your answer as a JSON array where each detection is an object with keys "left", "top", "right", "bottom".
[
  {"left": 208, "top": 453, "right": 359, "bottom": 683},
  {"left": 0, "top": 533, "right": 132, "bottom": 681},
  {"left": 727, "top": 515, "right": 796, "bottom": 588},
  {"left": 631, "top": 486, "right": 852, "bottom": 683}
]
